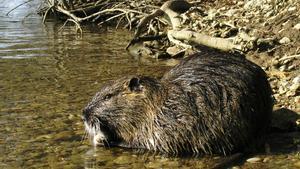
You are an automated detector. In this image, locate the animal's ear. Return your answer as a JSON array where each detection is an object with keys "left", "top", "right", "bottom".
[{"left": 128, "top": 77, "right": 142, "bottom": 92}]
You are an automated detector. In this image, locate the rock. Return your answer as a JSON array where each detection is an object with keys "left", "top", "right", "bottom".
[
  {"left": 279, "top": 37, "right": 291, "bottom": 44},
  {"left": 244, "top": 0, "right": 267, "bottom": 9},
  {"left": 295, "top": 97, "right": 300, "bottom": 111},
  {"left": 145, "top": 162, "right": 162, "bottom": 168},
  {"left": 293, "top": 76, "right": 300, "bottom": 84},
  {"left": 286, "top": 76, "right": 300, "bottom": 97},
  {"left": 294, "top": 23, "right": 300, "bottom": 30},
  {"left": 296, "top": 118, "right": 300, "bottom": 126},
  {"left": 278, "top": 80, "right": 289, "bottom": 95},
  {"left": 232, "top": 166, "right": 241, "bottom": 169},
  {"left": 287, "top": 64, "right": 296, "bottom": 71},
  {"left": 288, "top": 6, "right": 297, "bottom": 11},
  {"left": 279, "top": 65, "right": 287, "bottom": 71},
  {"left": 166, "top": 46, "right": 181, "bottom": 56},
  {"left": 225, "top": 9, "right": 238, "bottom": 17},
  {"left": 263, "top": 157, "right": 271, "bottom": 163},
  {"left": 246, "top": 157, "right": 262, "bottom": 163}
]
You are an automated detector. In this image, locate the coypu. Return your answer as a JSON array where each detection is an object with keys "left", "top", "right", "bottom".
[{"left": 83, "top": 50, "right": 273, "bottom": 155}]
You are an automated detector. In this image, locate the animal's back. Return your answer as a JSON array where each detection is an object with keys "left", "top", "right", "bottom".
[{"left": 161, "top": 51, "right": 273, "bottom": 154}]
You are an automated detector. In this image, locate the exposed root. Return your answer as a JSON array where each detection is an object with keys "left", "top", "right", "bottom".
[
  {"left": 98, "top": 12, "right": 125, "bottom": 26},
  {"left": 58, "top": 18, "right": 83, "bottom": 35},
  {"left": 40, "top": 0, "right": 295, "bottom": 58},
  {"left": 42, "top": 6, "right": 54, "bottom": 24}
]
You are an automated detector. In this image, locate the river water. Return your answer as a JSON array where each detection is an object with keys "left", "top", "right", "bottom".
[{"left": 0, "top": 1, "right": 299, "bottom": 169}]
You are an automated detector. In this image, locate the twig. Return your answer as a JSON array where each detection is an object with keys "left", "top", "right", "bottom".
[
  {"left": 58, "top": 19, "right": 83, "bottom": 35},
  {"left": 42, "top": 6, "right": 54, "bottom": 23},
  {"left": 98, "top": 12, "right": 125, "bottom": 26},
  {"left": 58, "top": 19, "right": 70, "bottom": 32},
  {"left": 56, "top": 6, "right": 145, "bottom": 23},
  {"left": 80, "top": 8, "right": 88, "bottom": 17},
  {"left": 80, "top": 8, "right": 145, "bottom": 22},
  {"left": 125, "top": 12, "right": 132, "bottom": 30},
  {"left": 56, "top": 6, "right": 81, "bottom": 22},
  {"left": 278, "top": 54, "right": 300, "bottom": 62},
  {"left": 115, "top": 15, "right": 125, "bottom": 29},
  {"left": 6, "top": 0, "right": 34, "bottom": 16}
]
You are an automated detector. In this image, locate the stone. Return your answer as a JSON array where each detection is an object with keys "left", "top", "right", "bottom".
[
  {"left": 263, "top": 157, "right": 271, "bottom": 163},
  {"left": 279, "top": 37, "right": 291, "bottom": 44},
  {"left": 246, "top": 157, "right": 262, "bottom": 163},
  {"left": 294, "top": 23, "right": 300, "bottom": 30}
]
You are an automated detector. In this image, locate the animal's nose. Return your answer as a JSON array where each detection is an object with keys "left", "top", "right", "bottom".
[{"left": 82, "top": 107, "right": 93, "bottom": 121}]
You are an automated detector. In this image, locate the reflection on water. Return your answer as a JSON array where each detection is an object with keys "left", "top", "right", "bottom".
[{"left": 0, "top": 1, "right": 299, "bottom": 169}]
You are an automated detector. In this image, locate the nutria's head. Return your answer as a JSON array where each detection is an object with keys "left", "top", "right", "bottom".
[{"left": 83, "top": 76, "right": 162, "bottom": 149}]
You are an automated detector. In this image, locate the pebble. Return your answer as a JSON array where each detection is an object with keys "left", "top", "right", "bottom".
[
  {"left": 263, "top": 157, "right": 271, "bottom": 163},
  {"left": 288, "top": 6, "right": 297, "bottom": 11},
  {"left": 166, "top": 46, "right": 181, "bottom": 56},
  {"left": 293, "top": 76, "right": 300, "bottom": 84},
  {"left": 294, "top": 23, "right": 300, "bottom": 30},
  {"left": 244, "top": 0, "right": 266, "bottom": 9},
  {"left": 145, "top": 162, "right": 162, "bottom": 168},
  {"left": 290, "top": 82, "right": 299, "bottom": 91},
  {"left": 279, "top": 65, "right": 287, "bottom": 71},
  {"left": 278, "top": 86, "right": 287, "bottom": 95},
  {"left": 279, "top": 37, "right": 291, "bottom": 44},
  {"left": 246, "top": 157, "right": 262, "bottom": 163}
]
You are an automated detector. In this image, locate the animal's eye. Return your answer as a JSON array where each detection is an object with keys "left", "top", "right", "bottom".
[{"left": 103, "top": 94, "right": 113, "bottom": 101}]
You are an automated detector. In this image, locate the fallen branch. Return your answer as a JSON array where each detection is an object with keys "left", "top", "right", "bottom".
[
  {"left": 134, "top": 0, "right": 192, "bottom": 39},
  {"left": 42, "top": 6, "right": 54, "bottom": 23},
  {"left": 98, "top": 12, "right": 125, "bottom": 26},
  {"left": 278, "top": 54, "right": 300, "bottom": 62},
  {"left": 127, "top": 0, "right": 247, "bottom": 53},
  {"left": 168, "top": 30, "right": 242, "bottom": 52}
]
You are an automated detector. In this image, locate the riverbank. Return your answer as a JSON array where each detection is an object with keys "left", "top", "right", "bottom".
[
  {"left": 1, "top": 0, "right": 299, "bottom": 168},
  {"left": 42, "top": 0, "right": 299, "bottom": 115}
]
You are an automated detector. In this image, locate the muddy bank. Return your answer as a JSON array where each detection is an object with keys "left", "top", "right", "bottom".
[{"left": 41, "top": 0, "right": 299, "bottom": 115}]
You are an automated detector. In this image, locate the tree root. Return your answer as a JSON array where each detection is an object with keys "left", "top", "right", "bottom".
[
  {"left": 40, "top": 0, "right": 276, "bottom": 56},
  {"left": 168, "top": 30, "right": 241, "bottom": 52}
]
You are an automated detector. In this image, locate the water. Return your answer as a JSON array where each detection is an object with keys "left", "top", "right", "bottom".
[{"left": 0, "top": 1, "right": 299, "bottom": 169}]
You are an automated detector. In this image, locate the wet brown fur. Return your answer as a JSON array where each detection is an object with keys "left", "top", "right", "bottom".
[{"left": 83, "top": 50, "right": 273, "bottom": 155}]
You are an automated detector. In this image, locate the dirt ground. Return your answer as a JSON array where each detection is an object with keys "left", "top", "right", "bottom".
[
  {"left": 178, "top": 0, "right": 300, "bottom": 133},
  {"left": 200, "top": 0, "right": 299, "bottom": 115}
]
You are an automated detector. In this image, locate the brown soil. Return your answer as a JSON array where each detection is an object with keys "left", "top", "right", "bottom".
[{"left": 196, "top": 0, "right": 299, "bottom": 115}]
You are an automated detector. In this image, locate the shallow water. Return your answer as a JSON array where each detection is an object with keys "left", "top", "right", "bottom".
[{"left": 0, "top": 1, "right": 299, "bottom": 169}]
